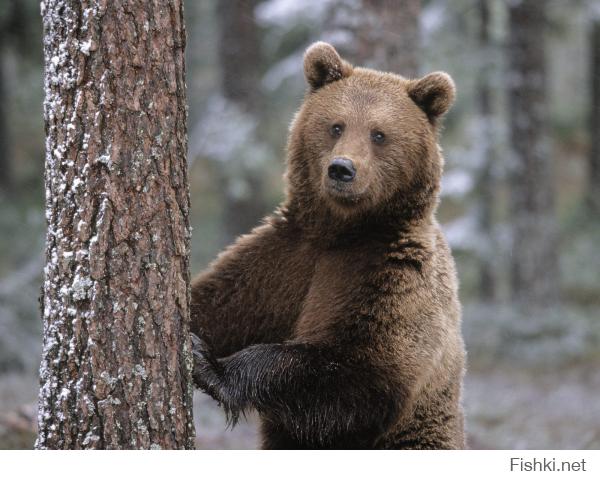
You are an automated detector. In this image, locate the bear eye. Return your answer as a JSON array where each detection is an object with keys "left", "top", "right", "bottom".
[
  {"left": 371, "top": 131, "right": 386, "bottom": 145},
  {"left": 330, "top": 124, "right": 344, "bottom": 138}
]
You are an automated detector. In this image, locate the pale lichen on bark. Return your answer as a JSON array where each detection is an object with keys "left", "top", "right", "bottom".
[{"left": 37, "top": 0, "right": 195, "bottom": 449}]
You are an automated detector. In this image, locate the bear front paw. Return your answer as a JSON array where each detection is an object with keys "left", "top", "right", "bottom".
[
  {"left": 191, "top": 334, "right": 222, "bottom": 394},
  {"left": 191, "top": 334, "right": 243, "bottom": 425}
]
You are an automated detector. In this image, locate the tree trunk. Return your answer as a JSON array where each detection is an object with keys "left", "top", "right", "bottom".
[
  {"left": 361, "top": 0, "right": 421, "bottom": 76},
  {"left": 475, "top": 0, "right": 496, "bottom": 301},
  {"left": 37, "top": 0, "right": 195, "bottom": 449},
  {"left": 326, "top": 0, "right": 421, "bottom": 77},
  {"left": 0, "top": 50, "right": 10, "bottom": 193},
  {"left": 217, "top": 0, "right": 261, "bottom": 113},
  {"left": 589, "top": 18, "right": 600, "bottom": 216},
  {"left": 507, "top": 0, "right": 560, "bottom": 305},
  {"left": 0, "top": 0, "right": 39, "bottom": 194},
  {"left": 216, "top": 0, "right": 267, "bottom": 243},
  {"left": 0, "top": 1, "right": 20, "bottom": 194}
]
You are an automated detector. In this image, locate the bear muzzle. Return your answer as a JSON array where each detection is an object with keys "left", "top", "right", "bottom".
[{"left": 327, "top": 157, "right": 356, "bottom": 183}]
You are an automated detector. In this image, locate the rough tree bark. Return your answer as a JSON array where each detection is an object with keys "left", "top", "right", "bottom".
[
  {"left": 507, "top": 0, "right": 560, "bottom": 305},
  {"left": 589, "top": 17, "right": 600, "bottom": 216},
  {"left": 475, "top": 0, "right": 497, "bottom": 300},
  {"left": 37, "top": 0, "right": 195, "bottom": 449},
  {"left": 326, "top": 0, "right": 421, "bottom": 77},
  {"left": 216, "top": 0, "right": 267, "bottom": 243}
]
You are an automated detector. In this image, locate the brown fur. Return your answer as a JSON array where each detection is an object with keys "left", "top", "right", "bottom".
[{"left": 191, "top": 42, "right": 465, "bottom": 449}]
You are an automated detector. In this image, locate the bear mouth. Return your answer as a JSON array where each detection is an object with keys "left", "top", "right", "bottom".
[{"left": 325, "top": 180, "right": 364, "bottom": 205}]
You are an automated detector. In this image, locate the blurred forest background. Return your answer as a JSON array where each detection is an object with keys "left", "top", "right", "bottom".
[{"left": 1, "top": 0, "right": 599, "bottom": 449}]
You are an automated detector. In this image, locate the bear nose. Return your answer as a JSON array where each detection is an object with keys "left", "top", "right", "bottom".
[{"left": 328, "top": 158, "right": 356, "bottom": 182}]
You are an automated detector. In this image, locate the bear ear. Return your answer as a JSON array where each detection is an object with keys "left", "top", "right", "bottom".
[
  {"left": 407, "top": 72, "right": 456, "bottom": 122},
  {"left": 303, "top": 42, "right": 353, "bottom": 91}
]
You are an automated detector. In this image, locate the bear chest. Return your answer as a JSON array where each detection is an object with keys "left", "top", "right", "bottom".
[{"left": 293, "top": 249, "right": 377, "bottom": 341}]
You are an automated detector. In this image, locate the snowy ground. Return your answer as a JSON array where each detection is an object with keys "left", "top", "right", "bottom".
[
  {"left": 465, "top": 363, "right": 600, "bottom": 449},
  {"left": 193, "top": 392, "right": 260, "bottom": 449},
  {"left": 2, "top": 361, "right": 599, "bottom": 449}
]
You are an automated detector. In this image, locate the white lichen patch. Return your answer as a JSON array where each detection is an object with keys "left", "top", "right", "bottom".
[
  {"left": 79, "top": 39, "right": 93, "bottom": 56},
  {"left": 72, "top": 273, "right": 93, "bottom": 301},
  {"left": 72, "top": 177, "right": 84, "bottom": 190},
  {"left": 99, "top": 371, "right": 118, "bottom": 389},
  {"left": 58, "top": 387, "right": 71, "bottom": 401},
  {"left": 133, "top": 364, "right": 147, "bottom": 379},
  {"left": 97, "top": 153, "right": 112, "bottom": 167},
  {"left": 82, "top": 431, "right": 100, "bottom": 446}
]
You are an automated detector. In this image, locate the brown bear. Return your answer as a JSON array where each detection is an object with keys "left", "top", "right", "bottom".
[{"left": 191, "top": 41, "right": 466, "bottom": 449}]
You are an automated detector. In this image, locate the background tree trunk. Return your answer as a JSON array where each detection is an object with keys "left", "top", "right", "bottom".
[
  {"left": 358, "top": 0, "right": 420, "bottom": 76},
  {"left": 475, "top": 0, "right": 497, "bottom": 301},
  {"left": 588, "top": 17, "right": 600, "bottom": 216},
  {"left": 216, "top": 0, "right": 267, "bottom": 243},
  {"left": 0, "top": 0, "right": 41, "bottom": 196},
  {"left": 326, "top": 0, "right": 421, "bottom": 77},
  {"left": 0, "top": 0, "right": 26, "bottom": 194},
  {"left": 507, "top": 0, "right": 559, "bottom": 306},
  {"left": 0, "top": 52, "right": 10, "bottom": 193},
  {"left": 217, "top": 0, "right": 261, "bottom": 113},
  {"left": 37, "top": 0, "right": 195, "bottom": 449}
]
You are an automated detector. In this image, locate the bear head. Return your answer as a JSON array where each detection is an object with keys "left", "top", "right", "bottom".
[{"left": 284, "top": 42, "right": 455, "bottom": 234}]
